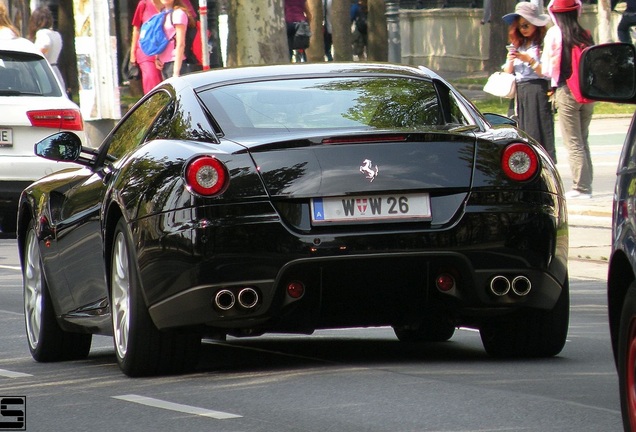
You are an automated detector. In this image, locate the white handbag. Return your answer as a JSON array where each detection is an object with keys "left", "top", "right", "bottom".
[{"left": 483, "top": 72, "right": 516, "bottom": 99}]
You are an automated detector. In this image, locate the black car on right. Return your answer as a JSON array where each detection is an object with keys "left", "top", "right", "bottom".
[{"left": 581, "top": 42, "right": 636, "bottom": 431}]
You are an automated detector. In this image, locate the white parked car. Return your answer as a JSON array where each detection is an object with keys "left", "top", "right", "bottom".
[{"left": 0, "top": 37, "right": 88, "bottom": 234}]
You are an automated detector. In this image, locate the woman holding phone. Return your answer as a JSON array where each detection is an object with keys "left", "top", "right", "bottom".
[{"left": 502, "top": 2, "right": 555, "bottom": 162}]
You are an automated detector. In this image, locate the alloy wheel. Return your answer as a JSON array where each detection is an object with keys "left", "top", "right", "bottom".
[
  {"left": 111, "top": 231, "right": 131, "bottom": 360},
  {"left": 23, "top": 229, "right": 42, "bottom": 350}
]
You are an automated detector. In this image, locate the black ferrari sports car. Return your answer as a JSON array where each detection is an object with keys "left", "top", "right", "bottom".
[{"left": 17, "top": 62, "right": 569, "bottom": 377}]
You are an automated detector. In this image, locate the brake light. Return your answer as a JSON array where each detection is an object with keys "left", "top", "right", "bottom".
[
  {"left": 27, "top": 109, "right": 84, "bottom": 131},
  {"left": 322, "top": 135, "right": 406, "bottom": 144},
  {"left": 185, "top": 155, "right": 229, "bottom": 196},
  {"left": 501, "top": 143, "right": 538, "bottom": 181}
]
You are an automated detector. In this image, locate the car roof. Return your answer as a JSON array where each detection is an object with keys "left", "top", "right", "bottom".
[
  {"left": 182, "top": 62, "right": 439, "bottom": 90},
  {"left": 0, "top": 37, "right": 45, "bottom": 57}
]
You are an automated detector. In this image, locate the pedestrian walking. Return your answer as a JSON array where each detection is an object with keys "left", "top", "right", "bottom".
[
  {"left": 616, "top": 0, "right": 636, "bottom": 44},
  {"left": 154, "top": 0, "right": 195, "bottom": 80},
  {"left": 285, "top": 0, "right": 312, "bottom": 62},
  {"left": 28, "top": 7, "right": 66, "bottom": 96},
  {"left": 351, "top": 0, "right": 367, "bottom": 61},
  {"left": 502, "top": 2, "right": 556, "bottom": 161},
  {"left": 542, "top": 0, "right": 595, "bottom": 198},
  {"left": 130, "top": 0, "right": 164, "bottom": 94},
  {"left": 0, "top": 3, "right": 19, "bottom": 39}
]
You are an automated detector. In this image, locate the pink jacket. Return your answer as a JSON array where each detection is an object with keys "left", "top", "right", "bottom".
[{"left": 541, "top": 0, "right": 583, "bottom": 87}]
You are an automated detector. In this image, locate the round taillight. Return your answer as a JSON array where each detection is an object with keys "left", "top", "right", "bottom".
[
  {"left": 435, "top": 273, "right": 455, "bottom": 292},
  {"left": 287, "top": 281, "right": 305, "bottom": 299},
  {"left": 501, "top": 143, "right": 538, "bottom": 181},
  {"left": 185, "top": 156, "right": 228, "bottom": 196}
]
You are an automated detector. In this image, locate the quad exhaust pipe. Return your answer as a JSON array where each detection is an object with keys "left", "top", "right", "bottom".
[
  {"left": 214, "top": 290, "right": 235, "bottom": 310},
  {"left": 489, "top": 275, "right": 531, "bottom": 297},
  {"left": 490, "top": 275, "right": 511, "bottom": 296},
  {"left": 238, "top": 287, "right": 259, "bottom": 309},
  {"left": 213, "top": 287, "right": 260, "bottom": 311},
  {"left": 511, "top": 275, "right": 532, "bottom": 296}
]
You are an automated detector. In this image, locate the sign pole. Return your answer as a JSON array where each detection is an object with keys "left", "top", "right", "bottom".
[{"left": 199, "top": 0, "right": 210, "bottom": 70}]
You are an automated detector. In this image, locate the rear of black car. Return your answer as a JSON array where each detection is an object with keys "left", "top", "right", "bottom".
[{"left": 136, "top": 69, "right": 567, "bottom": 357}]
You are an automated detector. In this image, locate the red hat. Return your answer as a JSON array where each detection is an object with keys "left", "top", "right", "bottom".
[{"left": 549, "top": 0, "right": 581, "bottom": 13}]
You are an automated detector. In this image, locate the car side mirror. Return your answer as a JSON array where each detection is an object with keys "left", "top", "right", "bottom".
[
  {"left": 580, "top": 43, "right": 636, "bottom": 102},
  {"left": 34, "top": 132, "right": 83, "bottom": 162}
]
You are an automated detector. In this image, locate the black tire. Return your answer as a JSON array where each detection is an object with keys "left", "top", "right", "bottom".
[
  {"left": 618, "top": 282, "right": 636, "bottom": 431},
  {"left": 23, "top": 221, "right": 91, "bottom": 361},
  {"left": 480, "top": 276, "right": 570, "bottom": 358},
  {"left": 110, "top": 218, "right": 200, "bottom": 377},
  {"left": 393, "top": 319, "right": 456, "bottom": 343}
]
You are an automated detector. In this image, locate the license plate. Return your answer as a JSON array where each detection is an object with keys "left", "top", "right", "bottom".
[
  {"left": 0, "top": 128, "right": 12, "bottom": 147},
  {"left": 311, "top": 193, "right": 431, "bottom": 224}
]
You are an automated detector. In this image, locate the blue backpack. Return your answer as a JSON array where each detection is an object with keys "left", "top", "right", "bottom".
[{"left": 139, "top": 10, "right": 171, "bottom": 56}]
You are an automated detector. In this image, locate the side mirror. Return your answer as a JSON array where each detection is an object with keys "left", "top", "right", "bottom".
[
  {"left": 484, "top": 112, "right": 517, "bottom": 127},
  {"left": 34, "top": 132, "right": 83, "bottom": 162},
  {"left": 580, "top": 43, "right": 636, "bottom": 102}
]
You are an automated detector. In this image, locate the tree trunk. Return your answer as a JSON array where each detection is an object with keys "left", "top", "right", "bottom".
[
  {"left": 367, "top": 0, "right": 387, "bottom": 61},
  {"left": 306, "top": 0, "right": 325, "bottom": 62},
  {"left": 226, "top": 0, "right": 288, "bottom": 66},
  {"left": 486, "top": 0, "right": 516, "bottom": 73},
  {"left": 332, "top": 0, "right": 352, "bottom": 61},
  {"left": 597, "top": 0, "right": 614, "bottom": 44}
]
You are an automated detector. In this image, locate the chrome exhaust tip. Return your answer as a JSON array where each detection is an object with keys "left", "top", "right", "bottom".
[
  {"left": 237, "top": 287, "right": 259, "bottom": 309},
  {"left": 511, "top": 276, "right": 532, "bottom": 296},
  {"left": 490, "top": 275, "right": 511, "bottom": 296},
  {"left": 214, "top": 289, "right": 235, "bottom": 311}
]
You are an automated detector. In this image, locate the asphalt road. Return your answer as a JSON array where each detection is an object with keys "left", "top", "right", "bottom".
[{"left": 0, "top": 238, "right": 623, "bottom": 432}]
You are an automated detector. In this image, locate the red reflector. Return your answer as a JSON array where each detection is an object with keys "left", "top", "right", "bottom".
[
  {"left": 322, "top": 135, "right": 406, "bottom": 145},
  {"left": 185, "top": 156, "right": 228, "bottom": 196},
  {"left": 501, "top": 143, "right": 538, "bottom": 181},
  {"left": 287, "top": 281, "right": 305, "bottom": 299},
  {"left": 435, "top": 273, "right": 455, "bottom": 292},
  {"left": 27, "top": 109, "right": 84, "bottom": 131}
]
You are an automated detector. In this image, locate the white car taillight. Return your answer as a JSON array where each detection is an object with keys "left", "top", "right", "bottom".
[
  {"left": 185, "top": 155, "right": 229, "bottom": 196},
  {"left": 27, "top": 109, "right": 84, "bottom": 131},
  {"left": 501, "top": 143, "right": 539, "bottom": 182}
]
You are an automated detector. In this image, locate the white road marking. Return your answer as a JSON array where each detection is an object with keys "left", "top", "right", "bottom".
[
  {"left": 112, "top": 394, "right": 242, "bottom": 419},
  {"left": 0, "top": 309, "right": 23, "bottom": 316},
  {"left": 0, "top": 368, "right": 32, "bottom": 378}
]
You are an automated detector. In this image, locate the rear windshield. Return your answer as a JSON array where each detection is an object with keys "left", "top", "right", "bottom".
[
  {"left": 198, "top": 76, "right": 470, "bottom": 137},
  {"left": 0, "top": 52, "right": 62, "bottom": 97}
]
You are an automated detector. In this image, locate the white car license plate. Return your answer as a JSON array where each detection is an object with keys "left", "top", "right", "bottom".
[
  {"left": 311, "top": 193, "right": 431, "bottom": 224},
  {"left": 0, "top": 128, "right": 12, "bottom": 147}
]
